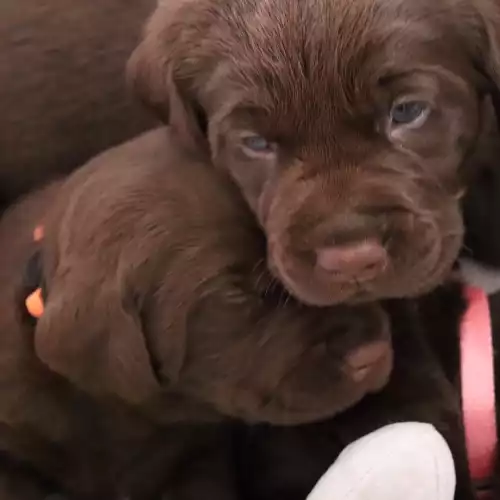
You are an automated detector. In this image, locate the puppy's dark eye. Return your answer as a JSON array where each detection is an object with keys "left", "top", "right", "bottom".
[
  {"left": 241, "top": 134, "right": 275, "bottom": 155},
  {"left": 390, "top": 101, "right": 429, "bottom": 127}
]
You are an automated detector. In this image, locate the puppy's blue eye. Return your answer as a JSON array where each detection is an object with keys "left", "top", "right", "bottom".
[
  {"left": 241, "top": 135, "right": 273, "bottom": 154},
  {"left": 390, "top": 101, "right": 429, "bottom": 126}
]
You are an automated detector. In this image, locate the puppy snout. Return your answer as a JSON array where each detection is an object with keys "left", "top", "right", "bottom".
[
  {"left": 315, "top": 239, "right": 388, "bottom": 281},
  {"left": 344, "top": 341, "right": 393, "bottom": 392}
]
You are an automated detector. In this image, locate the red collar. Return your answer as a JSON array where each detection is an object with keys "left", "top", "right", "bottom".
[{"left": 461, "top": 286, "right": 498, "bottom": 496}]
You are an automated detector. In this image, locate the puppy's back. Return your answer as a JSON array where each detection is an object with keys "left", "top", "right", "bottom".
[{"left": 0, "top": 0, "right": 156, "bottom": 207}]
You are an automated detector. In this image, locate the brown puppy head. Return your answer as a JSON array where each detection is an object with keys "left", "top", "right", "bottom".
[
  {"left": 31, "top": 135, "right": 392, "bottom": 425},
  {"left": 129, "top": 0, "right": 500, "bottom": 306}
]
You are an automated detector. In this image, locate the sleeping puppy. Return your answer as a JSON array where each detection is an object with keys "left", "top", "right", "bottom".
[
  {"left": 0, "top": 0, "right": 156, "bottom": 208},
  {"left": 128, "top": 0, "right": 500, "bottom": 309},
  {"left": 231, "top": 281, "right": 482, "bottom": 500},
  {"left": 0, "top": 124, "right": 394, "bottom": 499},
  {"left": 159, "top": 280, "right": 482, "bottom": 500}
]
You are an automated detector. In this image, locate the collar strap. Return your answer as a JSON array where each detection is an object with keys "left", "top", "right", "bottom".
[
  {"left": 460, "top": 285, "right": 498, "bottom": 493},
  {"left": 25, "top": 225, "right": 45, "bottom": 319}
]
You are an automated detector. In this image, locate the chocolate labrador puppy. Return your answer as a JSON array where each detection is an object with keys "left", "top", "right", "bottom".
[
  {"left": 128, "top": 0, "right": 500, "bottom": 309},
  {"left": 123, "top": 0, "right": 500, "bottom": 497},
  {"left": 0, "top": 123, "right": 394, "bottom": 499},
  {"left": 0, "top": 0, "right": 156, "bottom": 208}
]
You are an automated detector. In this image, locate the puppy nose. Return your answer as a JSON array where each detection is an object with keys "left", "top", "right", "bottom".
[{"left": 315, "top": 239, "right": 387, "bottom": 281}]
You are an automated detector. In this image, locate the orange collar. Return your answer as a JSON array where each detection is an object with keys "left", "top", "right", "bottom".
[
  {"left": 25, "top": 225, "right": 45, "bottom": 319},
  {"left": 461, "top": 286, "right": 497, "bottom": 497}
]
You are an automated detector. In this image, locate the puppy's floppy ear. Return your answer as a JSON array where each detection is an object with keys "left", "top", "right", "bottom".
[
  {"left": 127, "top": 0, "right": 208, "bottom": 149},
  {"left": 33, "top": 263, "right": 161, "bottom": 405}
]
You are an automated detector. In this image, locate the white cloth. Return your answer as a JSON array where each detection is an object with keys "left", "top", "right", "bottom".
[
  {"left": 460, "top": 257, "right": 500, "bottom": 294},
  {"left": 307, "top": 422, "right": 456, "bottom": 500}
]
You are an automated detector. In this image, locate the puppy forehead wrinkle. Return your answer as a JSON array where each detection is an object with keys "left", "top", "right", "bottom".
[
  {"left": 200, "top": 0, "right": 437, "bottom": 113},
  {"left": 229, "top": 0, "right": 379, "bottom": 67},
  {"left": 207, "top": 0, "right": 458, "bottom": 70}
]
